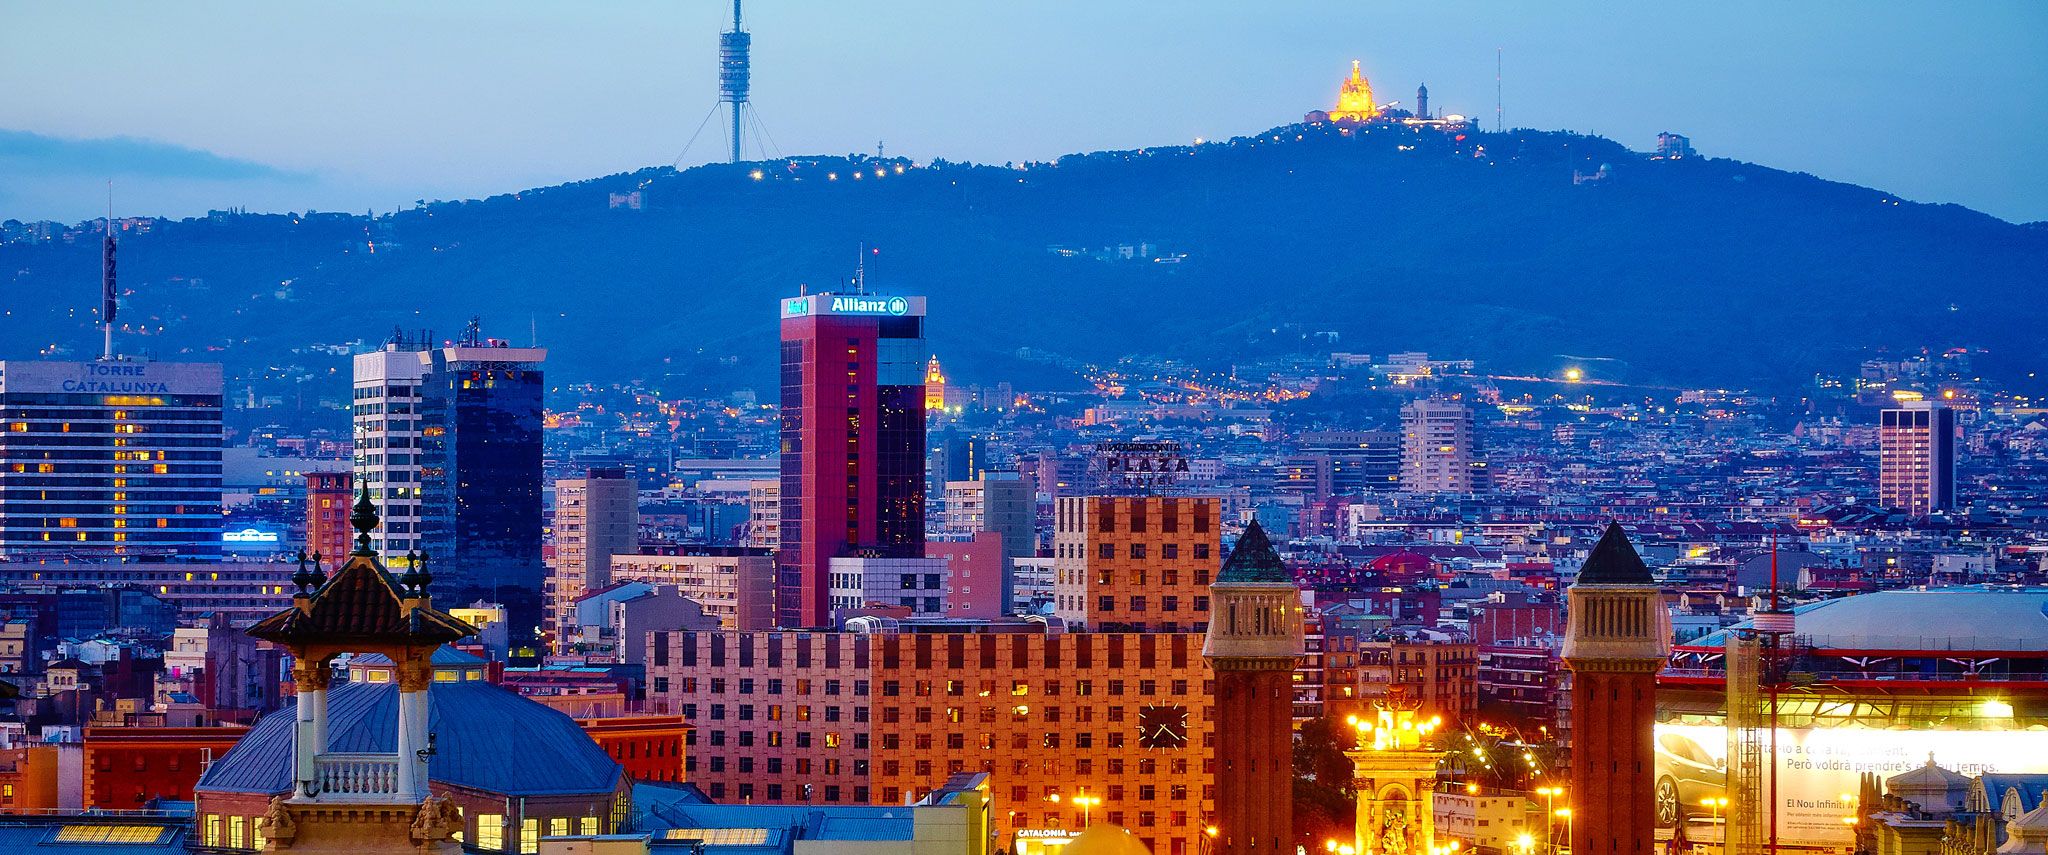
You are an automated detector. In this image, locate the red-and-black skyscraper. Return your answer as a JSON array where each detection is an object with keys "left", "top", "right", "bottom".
[{"left": 777, "top": 291, "right": 927, "bottom": 628}]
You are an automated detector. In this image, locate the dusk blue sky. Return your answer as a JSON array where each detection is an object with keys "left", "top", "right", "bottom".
[{"left": 4, "top": 2, "right": 2044, "bottom": 223}]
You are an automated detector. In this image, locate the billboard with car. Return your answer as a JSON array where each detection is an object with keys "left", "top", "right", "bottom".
[{"left": 1653, "top": 721, "right": 2048, "bottom": 846}]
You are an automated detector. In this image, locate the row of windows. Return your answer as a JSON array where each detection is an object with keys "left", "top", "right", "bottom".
[
  {"left": 200, "top": 810, "right": 599, "bottom": 853},
  {"left": 352, "top": 385, "right": 417, "bottom": 399},
  {"left": 0, "top": 398, "right": 221, "bottom": 412},
  {"left": 661, "top": 632, "right": 1204, "bottom": 672},
  {"left": 1092, "top": 595, "right": 1208, "bottom": 614},
  {"left": 1055, "top": 498, "right": 1214, "bottom": 534},
  {"left": 0, "top": 432, "right": 220, "bottom": 445},
  {"left": 657, "top": 677, "right": 867, "bottom": 696},
  {"left": 4, "top": 462, "right": 217, "bottom": 475},
  {"left": 703, "top": 781, "right": 863, "bottom": 803},
  {"left": 0, "top": 489, "right": 217, "bottom": 502},
  {"left": 1067, "top": 542, "right": 1213, "bottom": 561},
  {"left": 877, "top": 678, "right": 1199, "bottom": 698},
  {"left": 667, "top": 677, "right": 1206, "bottom": 709}
]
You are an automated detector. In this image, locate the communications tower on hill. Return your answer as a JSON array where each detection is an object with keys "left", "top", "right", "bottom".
[{"left": 720, "top": 0, "right": 750, "bottom": 164}]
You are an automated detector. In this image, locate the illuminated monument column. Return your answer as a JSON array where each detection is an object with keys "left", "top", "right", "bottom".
[
  {"left": 249, "top": 488, "right": 476, "bottom": 854},
  {"left": 1203, "top": 520, "right": 1304, "bottom": 853},
  {"left": 1561, "top": 523, "right": 1670, "bottom": 855},
  {"left": 1345, "top": 699, "right": 1446, "bottom": 855}
]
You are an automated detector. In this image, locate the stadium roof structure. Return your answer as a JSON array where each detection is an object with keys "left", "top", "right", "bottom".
[{"left": 1682, "top": 587, "right": 2048, "bottom": 655}]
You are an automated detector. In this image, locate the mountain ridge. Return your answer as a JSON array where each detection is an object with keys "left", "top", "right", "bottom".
[{"left": 3, "top": 122, "right": 2043, "bottom": 400}]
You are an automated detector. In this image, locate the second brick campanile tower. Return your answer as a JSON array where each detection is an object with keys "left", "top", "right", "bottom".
[
  {"left": 1203, "top": 520, "right": 1304, "bottom": 854},
  {"left": 1562, "top": 523, "right": 1671, "bottom": 855}
]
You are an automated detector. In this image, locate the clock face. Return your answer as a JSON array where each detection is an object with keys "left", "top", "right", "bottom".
[{"left": 1137, "top": 705, "right": 1190, "bottom": 750}]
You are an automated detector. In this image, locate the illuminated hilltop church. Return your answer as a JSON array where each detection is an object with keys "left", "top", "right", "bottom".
[
  {"left": 1305, "top": 60, "right": 1466, "bottom": 127},
  {"left": 1329, "top": 60, "right": 1380, "bottom": 121}
]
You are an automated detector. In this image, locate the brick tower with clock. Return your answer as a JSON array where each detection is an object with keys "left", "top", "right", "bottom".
[{"left": 1202, "top": 520, "right": 1303, "bottom": 853}]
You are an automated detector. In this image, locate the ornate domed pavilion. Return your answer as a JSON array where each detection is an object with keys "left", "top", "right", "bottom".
[{"left": 191, "top": 489, "right": 627, "bottom": 853}]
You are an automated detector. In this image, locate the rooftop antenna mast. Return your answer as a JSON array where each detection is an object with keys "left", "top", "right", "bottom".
[
  {"left": 854, "top": 242, "right": 868, "bottom": 294},
  {"left": 720, "top": 0, "right": 751, "bottom": 164},
  {"left": 100, "top": 180, "right": 117, "bottom": 361},
  {"left": 1495, "top": 48, "right": 1504, "bottom": 133}
]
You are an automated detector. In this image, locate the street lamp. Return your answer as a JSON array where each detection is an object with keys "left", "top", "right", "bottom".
[
  {"left": 1535, "top": 787, "right": 1562, "bottom": 853},
  {"left": 1703, "top": 796, "right": 1729, "bottom": 855},
  {"left": 1073, "top": 794, "right": 1102, "bottom": 828},
  {"left": 1517, "top": 832, "right": 1536, "bottom": 855}
]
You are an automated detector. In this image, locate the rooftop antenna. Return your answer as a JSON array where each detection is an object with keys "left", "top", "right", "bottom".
[
  {"left": 854, "top": 242, "right": 868, "bottom": 294},
  {"left": 101, "top": 180, "right": 117, "bottom": 361},
  {"left": 720, "top": 0, "right": 751, "bottom": 164},
  {"left": 1495, "top": 48, "right": 1504, "bottom": 133}
]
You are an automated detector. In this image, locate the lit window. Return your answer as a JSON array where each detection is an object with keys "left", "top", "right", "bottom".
[
  {"left": 53, "top": 825, "right": 166, "bottom": 844},
  {"left": 665, "top": 829, "right": 771, "bottom": 845},
  {"left": 474, "top": 814, "right": 503, "bottom": 851},
  {"left": 520, "top": 818, "right": 539, "bottom": 853}
]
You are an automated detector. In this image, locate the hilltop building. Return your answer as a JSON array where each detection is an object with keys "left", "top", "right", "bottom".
[
  {"left": 1655, "top": 132, "right": 1698, "bottom": 159},
  {"left": 1326, "top": 60, "right": 1378, "bottom": 122},
  {"left": 1304, "top": 62, "right": 1470, "bottom": 129}
]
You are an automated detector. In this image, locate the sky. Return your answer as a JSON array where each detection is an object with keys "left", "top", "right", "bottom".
[{"left": 4, "top": 1, "right": 2045, "bottom": 223}]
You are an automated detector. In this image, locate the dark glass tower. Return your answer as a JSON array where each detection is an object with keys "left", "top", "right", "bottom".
[
  {"left": 417, "top": 344, "right": 546, "bottom": 614},
  {"left": 354, "top": 329, "right": 546, "bottom": 635},
  {"left": 777, "top": 292, "right": 926, "bottom": 628}
]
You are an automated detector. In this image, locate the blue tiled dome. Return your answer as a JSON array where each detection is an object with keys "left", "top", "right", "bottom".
[{"left": 196, "top": 676, "right": 622, "bottom": 798}]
